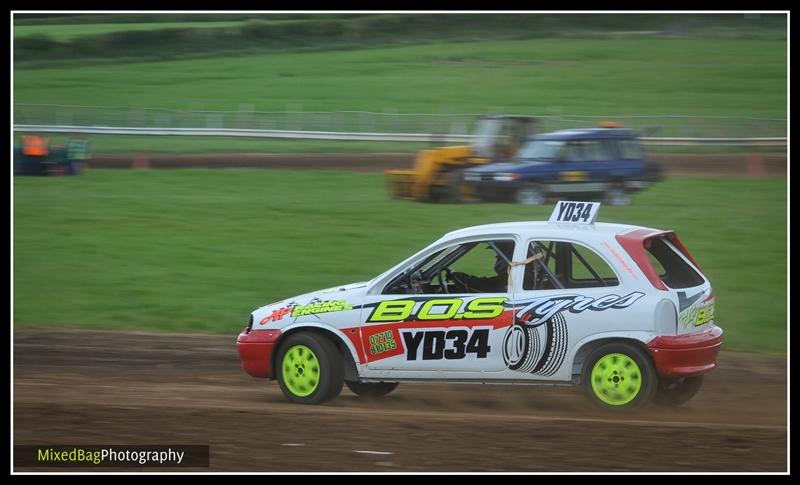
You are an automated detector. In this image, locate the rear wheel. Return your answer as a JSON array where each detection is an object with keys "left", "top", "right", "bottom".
[
  {"left": 605, "top": 184, "right": 631, "bottom": 206},
  {"left": 653, "top": 376, "right": 704, "bottom": 406},
  {"left": 345, "top": 381, "right": 399, "bottom": 398},
  {"left": 276, "top": 333, "right": 344, "bottom": 405},
  {"left": 582, "top": 342, "right": 657, "bottom": 410},
  {"left": 515, "top": 183, "right": 545, "bottom": 205}
]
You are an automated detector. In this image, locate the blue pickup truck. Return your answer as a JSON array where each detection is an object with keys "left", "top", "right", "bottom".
[{"left": 462, "top": 126, "right": 662, "bottom": 205}]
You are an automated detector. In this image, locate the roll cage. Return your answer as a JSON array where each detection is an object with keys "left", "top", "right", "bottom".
[{"left": 525, "top": 240, "right": 618, "bottom": 290}]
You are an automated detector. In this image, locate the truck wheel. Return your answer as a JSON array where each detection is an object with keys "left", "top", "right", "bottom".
[
  {"left": 276, "top": 333, "right": 344, "bottom": 405},
  {"left": 345, "top": 381, "right": 399, "bottom": 398},
  {"left": 441, "top": 168, "right": 466, "bottom": 203},
  {"left": 516, "top": 183, "right": 545, "bottom": 205},
  {"left": 653, "top": 376, "right": 704, "bottom": 406},
  {"left": 605, "top": 185, "right": 631, "bottom": 206},
  {"left": 582, "top": 342, "right": 657, "bottom": 410}
]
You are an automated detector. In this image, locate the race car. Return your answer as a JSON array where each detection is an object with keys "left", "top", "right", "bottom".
[{"left": 237, "top": 201, "right": 722, "bottom": 410}]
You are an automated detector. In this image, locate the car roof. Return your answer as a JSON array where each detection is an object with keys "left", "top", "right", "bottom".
[
  {"left": 478, "top": 114, "right": 538, "bottom": 121},
  {"left": 532, "top": 127, "right": 638, "bottom": 141},
  {"left": 441, "top": 221, "right": 661, "bottom": 244}
]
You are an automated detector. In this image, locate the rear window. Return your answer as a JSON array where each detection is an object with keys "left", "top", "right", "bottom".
[{"left": 645, "top": 237, "right": 704, "bottom": 288}]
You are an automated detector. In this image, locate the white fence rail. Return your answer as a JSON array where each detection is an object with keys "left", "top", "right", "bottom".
[
  {"left": 12, "top": 124, "right": 788, "bottom": 147},
  {"left": 13, "top": 104, "right": 788, "bottom": 140}
]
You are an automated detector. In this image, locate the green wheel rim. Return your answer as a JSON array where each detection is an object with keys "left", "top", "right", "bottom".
[
  {"left": 282, "top": 345, "right": 321, "bottom": 397},
  {"left": 590, "top": 352, "right": 642, "bottom": 406}
]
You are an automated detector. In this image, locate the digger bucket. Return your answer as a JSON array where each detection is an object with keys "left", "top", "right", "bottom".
[{"left": 385, "top": 169, "right": 416, "bottom": 199}]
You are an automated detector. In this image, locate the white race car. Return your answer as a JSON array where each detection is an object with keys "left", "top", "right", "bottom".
[{"left": 237, "top": 201, "right": 722, "bottom": 409}]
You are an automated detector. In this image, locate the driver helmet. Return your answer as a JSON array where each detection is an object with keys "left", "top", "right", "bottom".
[{"left": 491, "top": 241, "right": 514, "bottom": 274}]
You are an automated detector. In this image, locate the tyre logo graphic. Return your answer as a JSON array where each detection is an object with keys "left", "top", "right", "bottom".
[
  {"left": 502, "top": 312, "right": 568, "bottom": 376},
  {"left": 502, "top": 325, "right": 529, "bottom": 370}
]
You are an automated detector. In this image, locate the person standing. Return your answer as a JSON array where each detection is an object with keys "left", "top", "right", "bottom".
[
  {"left": 21, "top": 134, "right": 50, "bottom": 176},
  {"left": 66, "top": 134, "right": 91, "bottom": 175}
]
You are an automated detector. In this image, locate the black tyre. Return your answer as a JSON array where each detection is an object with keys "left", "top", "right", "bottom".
[
  {"left": 515, "top": 183, "right": 546, "bottom": 205},
  {"left": 276, "top": 332, "right": 344, "bottom": 405},
  {"left": 604, "top": 184, "right": 631, "bottom": 206},
  {"left": 443, "top": 168, "right": 467, "bottom": 203},
  {"left": 581, "top": 342, "right": 657, "bottom": 410},
  {"left": 430, "top": 168, "right": 466, "bottom": 203},
  {"left": 653, "top": 375, "right": 704, "bottom": 407},
  {"left": 345, "top": 381, "right": 399, "bottom": 398}
]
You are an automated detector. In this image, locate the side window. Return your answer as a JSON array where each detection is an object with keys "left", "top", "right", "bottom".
[
  {"left": 581, "top": 141, "right": 600, "bottom": 162},
  {"left": 569, "top": 243, "right": 619, "bottom": 287},
  {"left": 590, "top": 140, "right": 614, "bottom": 161},
  {"left": 523, "top": 241, "right": 563, "bottom": 290},
  {"left": 619, "top": 139, "right": 643, "bottom": 160},
  {"left": 565, "top": 140, "right": 613, "bottom": 162},
  {"left": 450, "top": 242, "right": 502, "bottom": 278},
  {"left": 523, "top": 240, "right": 619, "bottom": 290},
  {"left": 603, "top": 139, "right": 621, "bottom": 159},
  {"left": 562, "top": 141, "right": 584, "bottom": 163},
  {"left": 383, "top": 239, "right": 515, "bottom": 295},
  {"left": 449, "top": 239, "right": 515, "bottom": 294}
]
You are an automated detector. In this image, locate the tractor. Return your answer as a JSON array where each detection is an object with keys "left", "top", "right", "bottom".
[{"left": 385, "top": 115, "right": 538, "bottom": 203}]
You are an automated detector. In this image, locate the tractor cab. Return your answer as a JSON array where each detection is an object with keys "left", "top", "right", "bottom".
[
  {"left": 386, "top": 114, "right": 538, "bottom": 202},
  {"left": 471, "top": 115, "right": 538, "bottom": 160}
]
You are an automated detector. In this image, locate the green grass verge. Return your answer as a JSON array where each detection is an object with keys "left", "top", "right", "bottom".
[
  {"left": 14, "top": 38, "right": 787, "bottom": 118},
  {"left": 14, "top": 21, "right": 250, "bottom": 42},
  {"left": 13, "top": 14, "right": 787, "bottom": 66},
  {"left": 15, "top": 133, "right": 432, "bottom": 155},
  {"left": 13, "top": 170, "right": 786, "bottom": 353}
]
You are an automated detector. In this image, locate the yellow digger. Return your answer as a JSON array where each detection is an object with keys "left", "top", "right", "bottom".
[{"left": 385, "top": 115, "right": 538, "bottom": 202}]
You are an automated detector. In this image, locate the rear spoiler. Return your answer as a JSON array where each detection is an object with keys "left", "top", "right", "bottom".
[{"left": 616, "top": 229, "right": 704, "bottom": 291}]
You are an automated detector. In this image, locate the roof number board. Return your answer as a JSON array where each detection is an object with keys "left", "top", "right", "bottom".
[{"left": 549, "top": 200, "right": 600, "bottom": 224}]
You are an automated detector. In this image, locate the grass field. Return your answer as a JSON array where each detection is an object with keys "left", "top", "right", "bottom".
[
  {"left": 13, "top": 170, "right": 787, "bottom": 353},
  {"left": 14, "top": 38, "right": 787, "bottom": 117},
  {"left": 13, "top": 21, "right": 251, "bottom": 42}
]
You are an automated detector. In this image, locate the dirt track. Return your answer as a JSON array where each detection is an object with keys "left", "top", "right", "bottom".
[{"left": 13, "top": 330, "right": 787, "bottom": 472}]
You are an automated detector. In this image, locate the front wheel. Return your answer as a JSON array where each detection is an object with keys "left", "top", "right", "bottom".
[
  {"left": 653, "top": 375, "right": 704, "bottom": 406},
  {"left": 346, "top": 381, "right": 399, "bottom": 398},
  {"left": 582, "top": 342, "right": 657, "bottom": 410},
  {"left": 276, "top": 333, "right": 344, "bottom": 405},
  {"left": 441, "top": 168, "right": 466, "bottom": 203}
]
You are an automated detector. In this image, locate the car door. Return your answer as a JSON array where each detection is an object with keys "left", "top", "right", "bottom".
[
  {"left": 507, "top": 238, "right": 649, "bottom": 382},
  {"left": 550, "top": 140, "right": 598, "bottom": 195},
  {"left": 584, "top": 139, "right": 618, "bottom": 187},
  {"left": 359, "top": 238, "right": 518, "bottom": 372}
]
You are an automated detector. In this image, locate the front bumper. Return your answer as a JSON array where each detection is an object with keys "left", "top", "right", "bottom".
[
  {"left": 237, "top": 328, "right": 283, "bottom": 378},
  {"left": 463, "top": 180, "right": 519, "bottom": 202},
  {"left": 647, "top": 326, "right": 723, "bottom": 378}
]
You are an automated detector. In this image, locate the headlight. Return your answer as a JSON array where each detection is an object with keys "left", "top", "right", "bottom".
[{"left": 494, "top": 172, "right": 520, "bottom": 182}]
